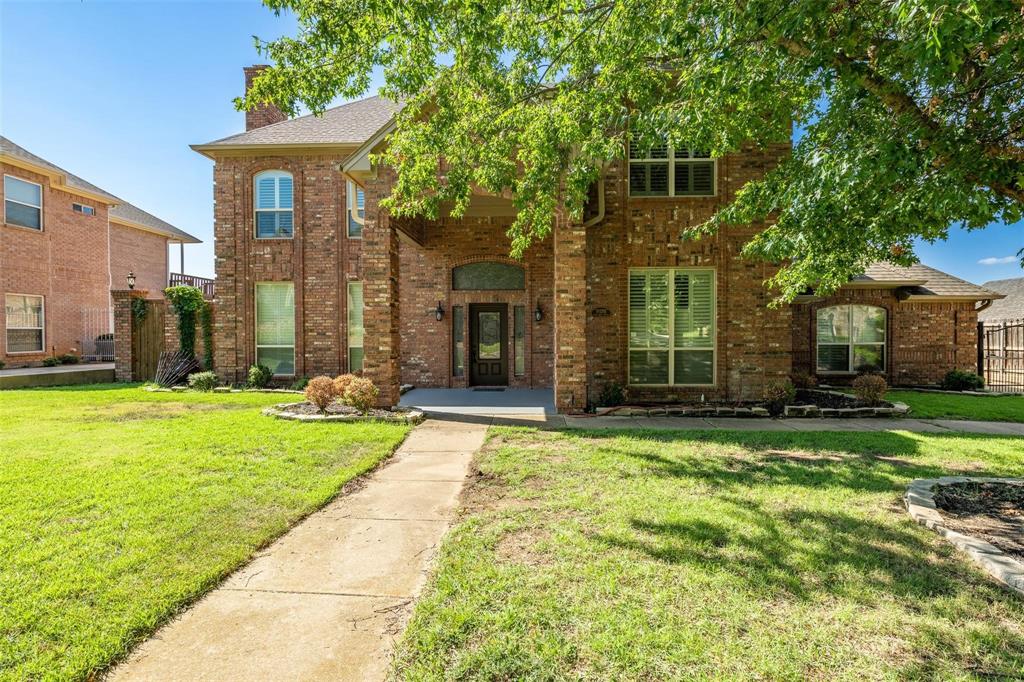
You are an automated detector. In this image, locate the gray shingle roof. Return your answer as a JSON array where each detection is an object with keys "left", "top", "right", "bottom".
[
  {"left": 979, "top": 277, "right": 1024, "bottom": 321},
  {"left": 856, "top": 262, "right": 1003, "bottom": 300},
  {"left": 195, "top": 96, "right": 401, "bottom": 148},
  {"left": 1, "top": 136, "right": 200, "bottom": 243}
]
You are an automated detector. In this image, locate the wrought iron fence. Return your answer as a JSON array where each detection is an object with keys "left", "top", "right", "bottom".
[
  {"left": 981, "top": 319, "right": 1024, "bottom": 393},
  {"left": 78, "top": 307, "right": 114, "bottom": 362}
]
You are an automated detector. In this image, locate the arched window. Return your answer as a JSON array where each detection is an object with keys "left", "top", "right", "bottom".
[
  {"left": 816, "top": 305, "right": 886, "bottom": 373},
  {"left": 254, "top": 170, "right": 293, "bottom": 239},
  {"left": 452, "top": 262, "right": 525, "bottom": 290}
]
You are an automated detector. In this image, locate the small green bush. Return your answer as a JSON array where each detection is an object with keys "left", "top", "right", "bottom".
[
  {"left": 762, "top": 379, "right": 796, "bottom": 417},
  {"left": 290, "top": 376, "right": 310, "bottom": 391},
  {"left": 187, "top": 371, "right": 218, "bottom": 392},
  {"left": 344, "top": 376, "right": 379, "bottom": 414},
  {"left": 0, "top": 360, "right": 6, "bottom": 370},
  {"left": 42, "top": 357, "right": 60, "bottom": 367},
  {"left": 247, "top": 364, "right": 273, "bottom": 389},
  {"left": 941, "top": 369, "right": 985, "bottom": 391},
  {"left": 852, "top": 373, "right": 888, "bottom": 406},
  {"left": 305, "top": 376, "right": 337, "bottom": 413},
  {"left": 58, "top": 353, "right": 80, "bottom": 365},
  {"left": 595, "top": 382, "right": 626, "bottom": 408}
]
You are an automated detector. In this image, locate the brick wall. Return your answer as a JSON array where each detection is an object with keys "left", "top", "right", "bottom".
[
  {"left": 792, "top": 289, "right": 979, "bottom": 386},
  {"left": 110, "top": 223, "right": 169, "bottom": 300}
]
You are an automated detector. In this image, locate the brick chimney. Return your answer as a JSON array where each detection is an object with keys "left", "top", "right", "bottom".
[{"left": 243, "top": 65, "right": 287, "bottom": 131}]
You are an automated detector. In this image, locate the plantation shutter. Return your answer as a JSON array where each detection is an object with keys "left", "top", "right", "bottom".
[
  {"left": 347, "top": 282, "right": 364, "bottom": 372},
  {"left": 255, "top": 283, "right": 295, "bottom": 374},
  {"left": 628, "top": 270, "right": 670, "bottom": 384},
  {"left": 674, "top": 270, "right": 713, "bottom": 347}
]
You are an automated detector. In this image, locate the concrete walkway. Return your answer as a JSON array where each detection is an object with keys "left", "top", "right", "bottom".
[{"left": 109, "top": 419, "right": 487, "bottom": 681}]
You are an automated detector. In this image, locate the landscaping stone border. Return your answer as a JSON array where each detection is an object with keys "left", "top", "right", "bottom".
[
  {"left": 263, "top": 402, "right": 425, "bottom": 425},
  {"left": 597, "top": 400, "right": 909, "bottom": 419},
  {"left": 905, "top": 477, "right": 1024, "bottom": 596},
  {"left": 146, "top": 386, "right": 303, "bottom": 394}
]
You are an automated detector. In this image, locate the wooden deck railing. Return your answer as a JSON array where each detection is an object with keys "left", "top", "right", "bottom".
[{"left": 168, "top": 273, "right": 215, "bottom": 299}]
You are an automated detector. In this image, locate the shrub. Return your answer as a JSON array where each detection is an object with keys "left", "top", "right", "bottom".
[
  {"left": 595, "top": 382, "right": 626, "bottom": 408},
  {"left": 0, "top": 360, "right": 5, "bottom": 370},
  {"left": 344, "top": 376, "right": 379, "bottom": 414},
  {"left": 290, "top": 376, "right": 310, "bottom": 391},
  {"left": 42, "top": 357, "right": 60, "bottom": 367},
  {"left": 187, "top": 371, "right": 218, "bottom": 392},
  {"left": 762, "top": 379, "right": 796, "bottom": 417},
  {"left": 789, "top": 372, "right": 818, "bottom": 389},
  {"left": 852, "top": 373, "right": 888, "bottom": 406},
  {"left": 58, "top": 353, "right": 80, "bottom": 365},
  {"left": 305, "top": 375, "right": 337, "bottom": 413},
  {"left": 333, "top": 373, "right": 357, "bottom": 398},
  {"left": 247, "top": 364, "right": 273, "bottom": 389},
  {"left": 941, "top": 369, "right": 985, "bottom": 391}
]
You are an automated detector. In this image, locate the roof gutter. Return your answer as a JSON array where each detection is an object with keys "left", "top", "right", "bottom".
[
  {"left": 0, "top": 154, "right": 118, "bottom": 206},
  {"left": 110, "top": 216, "right": 202, "bottom": 244}
]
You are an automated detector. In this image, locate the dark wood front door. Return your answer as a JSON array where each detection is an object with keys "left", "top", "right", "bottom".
[{"left": 469, "top": 303, "right": 508, "bottom": 386}]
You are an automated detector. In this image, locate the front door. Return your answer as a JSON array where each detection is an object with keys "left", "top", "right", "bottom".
[{"left": 469, "top": 303, "right": 508, "bottom": 386}]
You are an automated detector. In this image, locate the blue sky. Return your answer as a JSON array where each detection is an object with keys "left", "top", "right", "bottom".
[{"left": 2, "top": 0, "right": 1022, "bottom": 284}]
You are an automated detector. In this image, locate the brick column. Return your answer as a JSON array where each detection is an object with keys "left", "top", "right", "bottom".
[
  {"left": 361, "top": 181, "right": 401, "bottom": 407},
  {"left": 112, "top": 289, "right": 148, "bottom": 382},
  {"left": 553, "top": 213, "right": 588, "bottom": 412}
]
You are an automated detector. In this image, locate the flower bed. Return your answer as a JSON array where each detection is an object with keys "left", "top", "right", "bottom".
[
  {"left": 597, "top": 389, "right": 908, "bottom": 418},
  {"left": 263, "top": 401, "right": 424, "bottom": 424}
]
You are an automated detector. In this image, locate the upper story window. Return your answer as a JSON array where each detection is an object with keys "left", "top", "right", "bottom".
[
  {"left": 4, "top": 175, "right": 43, "bottom": 230},
  {"left": 816, "top": 305, "right": 886, "bottom": 374},
  {"left": 72, "top": 203, "right": 95, "bottom": 216},
  {"left": 347, "top": 182, "right": 364, "bottom": 238},
  {"left": 254, "top": 170, "right": 293, "bottom": 239},
  {"left": 628, "top": 141, "right": 715, "bottom": 198}
]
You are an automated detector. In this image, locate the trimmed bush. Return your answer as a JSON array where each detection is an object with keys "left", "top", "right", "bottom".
[
  {"left": 333, "top": 373, "right": 357, "bottom": 398},
  {"left": 344, "top": 377, "right": 380, "bottom": 414},
  {"left": 290, "top": 376, "right": 310, "bottom": 391},
  {"left": 595, "top": 382, "right": 626, "bottom": 408},
  {"left": 42, "top": 357, "right": 61, "bottom": 367},
  {"left": 853, "top": 373, "right": 888, "bottom": 406},
  {"left": 247, "top": 364, "right": 273, "bottom": 389},
  {"left": 0, "top": 361, "right": 5, "bottom": 370},
  {"left": 305, "top": 376, "right": 337, "bottom": 413},
  {"left": 187, "top": 371, "right": 218, "bottom": 392},
  {"left": 58, "top": 353, "right": 80, "bottom": 365},
  {"left": 789, "top": 372, "right": 818, "bottom": 389},
  {"left": 763, "top": 379, "right": 796, "bottom": 417},
  {"left": 941, "top": 369, "right": 985, "bottom": 391}
]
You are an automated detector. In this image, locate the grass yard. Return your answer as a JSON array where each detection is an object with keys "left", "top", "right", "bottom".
[
  {"left": 393, "top": 427, "right": 1024, "bottom": 680},
  {"left": 889, "top": 390, "right": 1024, "bottom": 422},
  {"left": 0, "top": 385, "right": 409, "bottom": 681}
]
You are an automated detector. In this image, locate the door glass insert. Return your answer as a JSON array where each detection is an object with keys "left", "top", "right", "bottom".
[{"left": 478, "top": 311, "right": 501, "bottom": 359}]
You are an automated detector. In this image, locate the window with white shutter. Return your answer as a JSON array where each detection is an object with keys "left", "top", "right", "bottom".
[
  {"left": 347, "top": 182, "right": 364, "bottom": 238},
  {"left": 347, "top": 282, "right": 364, "bottom": 372},
  {"left": 628, "top": 141, "right": 715, "bottom": 197},
  {"left": 816, "top": 305, "right": 886, "bottom": 373},
  {"left": 628, "top": 269, "right": 715, "bottom": 385},
  {"left": 254, "top": 170, "right": 294, "bottom": 238},
  {"left": 255, "top": 282, "right": 295, "bottom": 374}
]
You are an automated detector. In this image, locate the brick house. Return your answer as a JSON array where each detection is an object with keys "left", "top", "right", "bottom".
[
  {"left": 1, "top": 136, "right": 201, "bottom": 368},
  {"left": 192, "top": 66, "right": 1002, "bottom": 412}
]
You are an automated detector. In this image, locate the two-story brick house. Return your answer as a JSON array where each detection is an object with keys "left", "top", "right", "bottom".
[
  {"left": 192, "top": 66, "right": 1002, "bottom": 412},
  {"left": 1, "top": 137, "right": 201, "bottom": 367}
]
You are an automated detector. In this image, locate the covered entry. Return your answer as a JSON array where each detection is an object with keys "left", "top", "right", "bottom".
[{"left": 469, "top": 303, "right": 508, "bottom": 386}]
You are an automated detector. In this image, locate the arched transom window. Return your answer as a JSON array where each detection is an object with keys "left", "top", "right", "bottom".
[
  {"left": 816, "top": 305, "right": 886, "bottom": 373},
  {"left": 254, "top": 170, "right": 293, "bottom": 239}
]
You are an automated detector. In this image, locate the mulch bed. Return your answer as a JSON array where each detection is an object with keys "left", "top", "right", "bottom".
[
  {"left": 280, "top": 402, "right": 401, "bottom": 419},
  {"left": 793, "top": 389, "right": 892, "bottom": 409},
  {"left": 933, "top": 482, "right": 1024, "bottom": 564}
]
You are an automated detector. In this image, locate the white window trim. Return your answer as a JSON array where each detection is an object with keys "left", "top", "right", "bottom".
[
  {"left": 4, "top": 174, "right": 44, "bottom": 231},
  {"left": 253, "top": 170, "right": 294, "bottom": 240},
  {"left": 347, "top": 281, "right": 364, "bottom": 372},
  {"left": 72, "top": 202, "right": 95, "bottom": 216},
  {"left": 815, "top": 305, "right": 887, "bottom": 374},
  {"left": 254, "top": 282, "right": 296, "bottom": 376},
  {"left": 347, "top": 180, "right": 365, "bottom": 239},
  {"left": 627, "top": 145, "right": 717, "bottom": 198},
  {"left": 627, "top": 267, "right": 717, "bottom": 387},
  {"left": 5, "top": 293, "right": 45, "bottom": 354}
]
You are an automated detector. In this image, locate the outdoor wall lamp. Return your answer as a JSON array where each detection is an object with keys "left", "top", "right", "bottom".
[
  {"left": 127, "top": 271, "right": 136, "bottom": 290},
  {"left": 434, "top": 301, "right": 445, "bottom": 321},
  {"left": 534, "top": 302, "right": 543, "bottom": 322}
]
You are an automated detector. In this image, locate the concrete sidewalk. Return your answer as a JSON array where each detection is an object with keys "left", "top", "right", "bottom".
[{"left": 109, "top": 419, "right": 487, "bottom": 682}]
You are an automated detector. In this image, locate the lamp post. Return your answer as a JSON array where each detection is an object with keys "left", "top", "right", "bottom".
[{"left": 126, "top": 271, "right": 136, "bottom": 290}]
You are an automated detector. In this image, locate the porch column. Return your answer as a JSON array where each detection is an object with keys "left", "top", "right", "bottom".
[
  {"left": 553, "top": 212, "right": 588, "bottom": 412},
  {"left": 361, "top": 182, "right": 401, "bottom": 406},
  {"left": 112, "top": 288, "right": 148, "bottom": 382}
]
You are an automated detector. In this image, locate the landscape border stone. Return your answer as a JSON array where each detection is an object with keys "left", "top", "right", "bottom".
[
  {"left": 595, "top": 401, "right": 908, "bottom": 419},
  {"left": 263, "top": 402, "right": 425, "bottom": 425},
  {"left": 904, "top": 477, "right": 1024, "bottom": 596}
]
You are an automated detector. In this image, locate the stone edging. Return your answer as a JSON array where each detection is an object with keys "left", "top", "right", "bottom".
[
  {"left": 263, "top": 402, "right": 425, "bottom": 425},
  {"left": 146, "top": 386, "right": 304, "bottom": 394},
  {"left": 905, "top": 477, "right": 1024, "bottom": 596},
  {"left": 598, "top": 401, "right": 909, "bottom": 419}
]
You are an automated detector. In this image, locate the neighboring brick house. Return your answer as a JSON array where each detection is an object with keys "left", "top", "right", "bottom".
[
  {"left": 192, "top": 66, "right": 1003, "bottom": 412},
  {"left": 1, "top": 136, "right": 201, "bottom": 368}
]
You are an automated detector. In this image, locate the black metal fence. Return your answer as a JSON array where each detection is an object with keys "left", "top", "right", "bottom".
[{"left": 980, "top": 319, "right": 1024, "bottom": 393}]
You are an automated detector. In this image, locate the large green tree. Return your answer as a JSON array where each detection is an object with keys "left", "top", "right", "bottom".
[{"left": 243, "top": 0, "right": 1024, "bottom": 298}]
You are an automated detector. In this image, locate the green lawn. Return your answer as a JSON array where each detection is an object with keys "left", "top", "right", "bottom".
[
  {"left": 889, "top": 390, "right": 1024, "bottom": 422},
  {"left": 393, "top": 428, "right": 1024, "bottom": 680},
  {"left": 0, "top": 385, "right": 409, "bottom": 681}
]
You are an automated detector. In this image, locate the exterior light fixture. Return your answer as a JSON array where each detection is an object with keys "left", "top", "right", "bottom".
[
  {"left": 127, "top": 271, "right": 136, "bottom": 290},
  {"left": 534, "top": 302, "right": 543, "bottom": 322},
  {"left": 434, "top": 301, "right": 445, "bottom": 321}
]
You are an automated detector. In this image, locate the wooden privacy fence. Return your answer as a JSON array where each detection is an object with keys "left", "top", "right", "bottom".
[
  {"left": 132, "top": 301, "right": 165, "bottom": 382},
  {"left": 979, "top": 319, "right": 1024, "bottom": 393}
]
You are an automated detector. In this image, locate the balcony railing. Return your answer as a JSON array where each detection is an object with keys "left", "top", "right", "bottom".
[{"left": 169, "top": 273, "right": 216, "bottom": 300}]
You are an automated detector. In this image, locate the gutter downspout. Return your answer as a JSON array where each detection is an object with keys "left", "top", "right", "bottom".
[
  {"left": 976, "top": 299, "right": 994, "bottom": 313},
  {"left": 582, "top": 176, "right": 605, "bottom": 228}
]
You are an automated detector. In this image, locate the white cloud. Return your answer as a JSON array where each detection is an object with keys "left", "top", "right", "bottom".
[{"left": 977, "top": 256, "right": 1018, "bottom": 265}]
